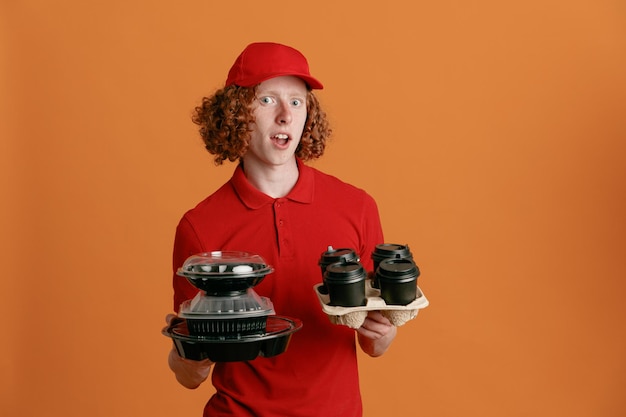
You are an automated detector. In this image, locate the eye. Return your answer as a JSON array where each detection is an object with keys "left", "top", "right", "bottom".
[
  {"left": 259, "top": 96, "right": 274, "bottom": 105},
  {"left": 290, "top": 98, "right": 303, "bottom": 107}
]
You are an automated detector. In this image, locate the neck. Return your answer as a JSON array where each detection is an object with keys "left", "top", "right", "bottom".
[{"left": 241, "top": 157, "right": 299, "bottom": 198}]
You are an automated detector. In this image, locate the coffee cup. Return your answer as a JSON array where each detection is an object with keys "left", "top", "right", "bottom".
[
  {"left": 375, "top": 258, "right": 420, "bottom": 305},
  {"left": 323, "top": 260, "right": 367, "bottom": 307},
  {"left": 318, "top": 246, "right": 359, "bottom": 278},
  {"left": 371, "top": 243, "right": 413, "bottom": 288}
]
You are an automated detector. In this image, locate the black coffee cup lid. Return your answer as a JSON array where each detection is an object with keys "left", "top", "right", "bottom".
[
  {"left": 371, "top": 243, "right": 413, "bottom": 260},
  {"left": 377, "top": 258, "right": 420, "bottom": 279},
  {"left": 319, "top": 246, "right": 359, "bottom": 267},
  {"left": 324, "top": 261, "right": 366, "bottom": 283}
]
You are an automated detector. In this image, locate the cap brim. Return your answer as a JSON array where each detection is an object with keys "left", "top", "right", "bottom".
[{"left": 232, "top": 72, "right": 324, "bottom": 90}]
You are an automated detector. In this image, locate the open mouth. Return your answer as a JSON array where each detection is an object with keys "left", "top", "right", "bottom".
[{"left": 272, "top": 133, "right": 290, "bottom": 147}]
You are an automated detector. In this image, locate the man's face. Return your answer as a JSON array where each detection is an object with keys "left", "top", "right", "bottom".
[{"left": 244, "top": 75, "right": 308, "bottom": 168}]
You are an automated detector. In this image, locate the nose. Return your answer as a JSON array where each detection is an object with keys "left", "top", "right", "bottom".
[{"left": 276, "top": 101, "right": 292, "bottom": 124}]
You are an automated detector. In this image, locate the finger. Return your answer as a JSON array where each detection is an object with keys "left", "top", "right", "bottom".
[
  {"left": 366, "top": 310, "right": 391, "bottom": 325},
  {"left": 165, "top": 313, "right": 177, "bottom": 325},
  {"left": 356, "top": 325, "right": 377, "bottom": 339}
]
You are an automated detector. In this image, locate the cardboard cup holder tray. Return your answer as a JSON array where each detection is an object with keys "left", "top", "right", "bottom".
[{"left": 314, "top": 280, "right": 429, "bottom": 329}]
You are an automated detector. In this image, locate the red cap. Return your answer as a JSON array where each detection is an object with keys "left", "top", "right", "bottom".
[{"left": 225, "top": 42, "right": 323, "bottom": 90}]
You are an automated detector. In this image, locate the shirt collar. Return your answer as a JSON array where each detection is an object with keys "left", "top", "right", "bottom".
[{"left": 231, "top": 158, "right": 314, "bottom": 209}]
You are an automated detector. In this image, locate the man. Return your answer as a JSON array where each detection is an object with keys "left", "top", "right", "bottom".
[{"left": 168, "top": 42, "right": 397, "bottom": 417}]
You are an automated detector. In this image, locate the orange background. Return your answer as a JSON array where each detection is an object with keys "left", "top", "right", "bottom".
[{"left": 2, "top": 1, "right": 625, "bottom": 416}]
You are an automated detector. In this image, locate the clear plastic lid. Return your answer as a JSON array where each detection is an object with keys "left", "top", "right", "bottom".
[
  {"left": 179, "top": 289, "right": 275, "bottom": 318},
  {"left": 177, "top": 251, "right": 274, "bottom": 294},
  {"left": 177, "top": 251, "right": 273, "bottom": 278}
]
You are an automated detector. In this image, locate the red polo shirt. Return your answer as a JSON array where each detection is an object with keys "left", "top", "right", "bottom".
[{"left": 172, "top": 158, "right": 384, "bottom": 417}]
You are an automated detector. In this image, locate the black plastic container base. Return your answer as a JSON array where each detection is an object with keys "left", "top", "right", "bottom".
[
  {"left": 172, "top": 338, "right": 261, "bottom": 362},
  {"left": 164, "top": 316, "right": 302, "bottom": 362},
  {"left": 186, "top": 316, "right": 268, "bottom": 336}
]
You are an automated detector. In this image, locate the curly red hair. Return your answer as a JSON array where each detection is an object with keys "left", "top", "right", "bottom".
[{"left": 192, "top": 85, "right": 332, "bottom": 165}]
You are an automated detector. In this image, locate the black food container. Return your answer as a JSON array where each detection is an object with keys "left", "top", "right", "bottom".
[
  {"left": 164, "top": 251, "right": 303, "bottom": 362},
  {"left": 164, "top": 316, "right": 302, "bottom": 362},
  {"left": 179, "top": 289, "right": 275, "bottom": 336},
  {"left": 177, "top": 251, "right": 274, "bottom": 296}
]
